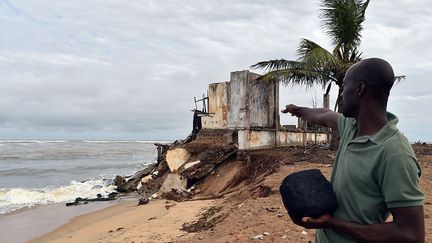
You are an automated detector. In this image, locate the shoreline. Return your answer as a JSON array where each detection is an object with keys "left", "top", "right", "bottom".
[
  {"left": 18, "top": 144, "right": 432, "bottom": 243},
  {"left": 0, "top": 199, "right": 128, "bottom": 243},
  {"left": 30, "top": 198, "right": 216, "bottom": 243}
]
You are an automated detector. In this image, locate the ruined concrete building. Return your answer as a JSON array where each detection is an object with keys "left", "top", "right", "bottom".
[
  {"left": 129, "top": 70, "right": 332, "bottom": 197},
  {"left": 199, "top": 70, "right": 330, "bottom": 149}
]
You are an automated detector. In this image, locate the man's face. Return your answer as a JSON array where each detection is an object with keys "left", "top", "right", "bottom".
[{"left": 340, "top": 69, "right": 359, "bottom": 118}]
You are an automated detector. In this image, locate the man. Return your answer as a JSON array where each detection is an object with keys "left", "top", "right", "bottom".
[{"left": 282, "top": 58, "right": 424, "bottom": 243}]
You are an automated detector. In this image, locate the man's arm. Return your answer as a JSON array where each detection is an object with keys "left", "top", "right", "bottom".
[
  {"left": 299, "top": 206, "right": 424, "bottom": 243},
  {"left": 282, "top": 104, "right": 339, "bottom": 131}
]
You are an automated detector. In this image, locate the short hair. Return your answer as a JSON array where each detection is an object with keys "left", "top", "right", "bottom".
[{"left": 348, "top": 58, "right": 395, "bottom": 98}]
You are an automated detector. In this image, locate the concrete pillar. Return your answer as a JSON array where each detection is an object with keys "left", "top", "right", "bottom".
[{"left": 298, "top": 118, "right": 308, "bottom": 131}]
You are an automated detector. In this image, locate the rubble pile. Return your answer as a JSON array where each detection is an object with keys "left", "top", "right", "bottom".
[
  {"left": 114, "top": 129, "right": 242, "bottom": 202},
  {"left": 113, "top": 129, "right": 335, "bottom": 204}
]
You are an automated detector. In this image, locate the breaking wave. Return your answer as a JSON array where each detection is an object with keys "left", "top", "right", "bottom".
[{"left": 0, "top": 179, "right": 116, "bottom": 215}]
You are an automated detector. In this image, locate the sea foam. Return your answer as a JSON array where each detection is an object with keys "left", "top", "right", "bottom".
[{"left": 0, "top": 179, "right": 116, "bottom": 215}]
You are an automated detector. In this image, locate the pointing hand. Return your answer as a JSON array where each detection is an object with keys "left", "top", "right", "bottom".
[{"left": 282, "top": 104, "right": 302, "bottom": 117}]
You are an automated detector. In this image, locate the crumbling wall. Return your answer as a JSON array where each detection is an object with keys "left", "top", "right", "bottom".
[
  {"left": 248, "top": 78, "right": 278, "bottom": 128},
  {"left": 198, "top": 70, "right": 329, "bottom": 150},
  {"left": 276, "top": 131, "right": 330, "bottom": 147},
  {"left": 305, "top": 132, "right": 330, "bottom": 145},
  {"left": 227, "top": 71, "right": 252, "bottom": 129},
  {"left": 227, "top": 70, "right": 278, "bottom": 130},
  {"left": 226, "top": 70, "right": 281, "bottom": 149},
  {"left": 238, "top": 130, "right": 276, "bottom": 150},
  {"left": 202, "top": 82, "right": 229, "bottom": 129},
  {"left": 277, "top": 131, "right": 304, "bottom": 146}
]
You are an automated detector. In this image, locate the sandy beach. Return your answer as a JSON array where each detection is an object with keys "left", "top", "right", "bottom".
[
  {"left": 27, "top": 144, "right": 432, "bottom": 243},
  {"left": 30, "top": 199, "right": 216, "bottom": 243}
]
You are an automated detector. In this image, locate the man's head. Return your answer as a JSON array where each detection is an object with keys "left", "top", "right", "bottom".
[{"left": 340, "top": 58, "right": 395, "bottom": 118}]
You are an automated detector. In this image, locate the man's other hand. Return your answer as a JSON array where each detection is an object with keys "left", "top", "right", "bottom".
[{"left": 293, "top": 214, "right": 333, "bottom": 229}]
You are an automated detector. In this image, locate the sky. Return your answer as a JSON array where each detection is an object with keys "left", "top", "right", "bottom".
[{"left": 0, "top": 0, "right": 431, "bottom": 141}]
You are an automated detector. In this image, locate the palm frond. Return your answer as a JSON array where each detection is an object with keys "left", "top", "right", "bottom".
[
  {"left": 251, "top": 59, "right": 299, "bottom": 72},
  {"left": 349, "top": 47, "right": 362, "bottom": 62},
  {"left": 320, "top": 0, "right": 369, "bottom": 49},
  {"left": 261, "top": 63, "right": 334, "bottom": 89},
  {"left": 297, "top": 38, "right": 340, "bottom": 69}
]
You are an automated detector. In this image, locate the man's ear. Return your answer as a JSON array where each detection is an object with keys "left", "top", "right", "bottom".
[{"left": 357, "top": 81, "right": 366, "bottom": 97}]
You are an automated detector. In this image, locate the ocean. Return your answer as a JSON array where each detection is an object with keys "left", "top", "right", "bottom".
[{"left": 0, "top": 140, "right": 169, "bottom": 215}]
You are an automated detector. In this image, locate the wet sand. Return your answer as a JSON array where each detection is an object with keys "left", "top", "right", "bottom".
[
  {"left": 0, "top": 200, "right": 122, "bottom": 243},
  {"left": 30, "top": 199, "right": 215, "bottom": 243}
]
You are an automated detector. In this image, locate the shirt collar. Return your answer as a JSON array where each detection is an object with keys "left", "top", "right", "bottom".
[
  {"left": 369, "top": 112, "right": 399, "bottom": 144},
  {"left": 349, "top": 112, "right": 399, "bottom": 145}
]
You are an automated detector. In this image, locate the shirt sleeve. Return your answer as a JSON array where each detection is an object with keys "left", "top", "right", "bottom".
[
  {"left": 379, "top": 153, "right": 424, "bottom": 208},
  {"left": 337, "top": 114, "right": 348, "bottom": 136}
]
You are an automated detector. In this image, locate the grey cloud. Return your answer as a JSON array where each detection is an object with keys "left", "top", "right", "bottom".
[{"left": 0, "top": 0, "right": 431, "bottom": 141}]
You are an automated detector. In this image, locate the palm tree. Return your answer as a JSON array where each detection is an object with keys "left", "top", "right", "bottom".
[{"left": 252, "top": 0, "right": 371, "bottom": 111}]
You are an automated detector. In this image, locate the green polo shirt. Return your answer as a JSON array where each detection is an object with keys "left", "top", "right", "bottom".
[{"left": 316, "top": 112, "right": 424, "bottom": 243}]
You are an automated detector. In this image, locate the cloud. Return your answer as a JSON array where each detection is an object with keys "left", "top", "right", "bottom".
[{"left": 0, "top": 0, "right": 431, "bottom": 141}]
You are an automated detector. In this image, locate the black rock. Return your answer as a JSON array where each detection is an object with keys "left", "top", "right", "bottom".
[
  {"left": 97, "top": 193, "right": 102, "bottom": 198},
  {"left": 108, "top": 192, "right": 119, "bottom": 199},
  {"left": 138, "top": 197, "right": 150, "bottom": 205},
  {"left": 66, "top": 201, "right": 78, "bottom": 207},
  {"left": 279, "top": 169, "right": 338, "bottom": 222}
]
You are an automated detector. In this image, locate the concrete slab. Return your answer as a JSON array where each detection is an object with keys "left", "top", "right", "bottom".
[
  {"left": 166, "top": 148, "right": 191, "bottom": 172},
  {"left": 160, "top": 173, "right": 187, "bottom": 193}
]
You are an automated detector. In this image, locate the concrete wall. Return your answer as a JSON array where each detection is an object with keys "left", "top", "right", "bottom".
[
  {"left": 199, "top": 69, "right": 329, "bottom": 150},
  {"left": 238, "top": 130, "right": 276, "bottom": 150},
  {"left": 202, "top": 82, "right": 229, "bottom": 129},
  {"left": 227, "top": 70, "right": 278, "bottom": 130},
  {"left": 238, "top": 130, "right": 330, "bottom": 150},
  {"left": 276, "top": 131, "right": 304, "bottom": 146},
  {"left": 305, "top": 132, "right": 329, "bottom": 144},
  {"left": 227, "top": 71, "right": 253, "bottom": 129},
  {"left": 276, "top": 131, "right": 330, "bottom": 147},
  {"left": 249, "top": 78, "right": 278, "bottom": 128}
]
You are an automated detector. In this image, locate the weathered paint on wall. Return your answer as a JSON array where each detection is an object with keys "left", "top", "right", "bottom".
[
  {"left": 238, "top": 130, "right": 330, "bottom": 149},
  {"left": 276, "top": 131, "right": 304, "bottom": 146},
  {"left": 305, "top": 132, "right": 329, "bottom": 144},
  {"left": 276, "top": 131, "right": 329, "bottom": 147},
  {"left": 202, "top": 82, "right": 229, "bottom": 129},
  {"left": 227, "top": 71, "right": 252, "bottom": 129},
  {"left": 227, "top": 70, "right": 277, "bottom": 130},
  {"left": 198, "top": 69, "right": 330, "bottom": 150},
  {"left": 238, "top": 130, "right": 275, "bottom": 150},
  {"left": 249, "top": 78, "right": 277, "bottom": 128}
]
